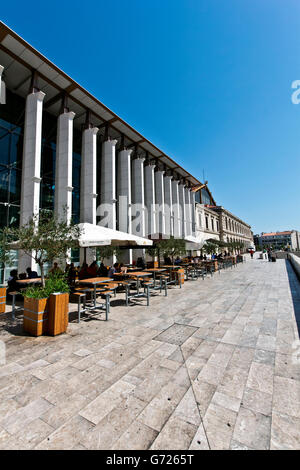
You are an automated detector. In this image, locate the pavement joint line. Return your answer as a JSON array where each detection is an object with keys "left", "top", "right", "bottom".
[{"left": 179, "top": 342, "right": 211, "bottom": 450}]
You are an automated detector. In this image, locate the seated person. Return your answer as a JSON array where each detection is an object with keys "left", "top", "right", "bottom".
[
  {"left": 108, "top": 263, "right": 117, "bottom": 278},
  {"left": 174, "top": 256, "right": 181, "bottom": 265},
  {"left": 7, "top": 269, "right": 19, "bottom": 292},
  {"left": 120, "top": 264, "right": 127, "bottom": 274},
  {"left": 26, "top": 267, "right": 38, "bottom": 279},
  {"left": 97, "top": 262, "right": 108, "bottom": 277},
  {"left": 65, "top": 263, "right": 70, "bottom": 273},
  {"left": 78, "top": 263, "right": 89, "bottom": 280},
  {"left": 136, "top": 257, "right": 145, "bottom": 270},
  {"left": 87, "top": 261, "right": 98, "bottom": 277},
  {"left": 67, "top": 263, "right": 77, "bottom": 286}
]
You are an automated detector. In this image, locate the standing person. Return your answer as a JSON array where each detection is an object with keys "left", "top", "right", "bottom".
[
  {"left": 49, "top": 262, "right": 62, "bottom": 275},
  {"left": 267, "top": 249, "right": 272, "bottom": 262},
  {"left": 250, "top": 249, "right": 254, "bottom": 259}
]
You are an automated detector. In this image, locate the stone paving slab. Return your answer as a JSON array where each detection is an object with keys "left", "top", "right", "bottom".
[{"left": 0, "top": 255, "right": 300, "bottom": 450}]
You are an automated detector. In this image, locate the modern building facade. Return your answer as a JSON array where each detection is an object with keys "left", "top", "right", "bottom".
[
  {"left": 255, "top": 231, "right": 300, "bottom": 251},
  {"left": 0, "top": 22, "right": 253, "bottom": 279},
  {"left": 0, "top": 22, "right": 202, "bottom": 276}
]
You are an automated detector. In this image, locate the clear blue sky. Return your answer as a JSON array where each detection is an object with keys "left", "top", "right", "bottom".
[{"left": 2, "top": 0, "right": 300, "bottom": 234}]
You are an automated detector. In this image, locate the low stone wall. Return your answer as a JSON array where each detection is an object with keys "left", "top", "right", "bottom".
[
  {"left": 275, "top": 251, "right": 300, "bottom": 260},
  {"left": 288, "top": 253, "right": 300, "bottom": 280},
  {"left": 275, "top": 252, "right": 288, "bottom": 259}
]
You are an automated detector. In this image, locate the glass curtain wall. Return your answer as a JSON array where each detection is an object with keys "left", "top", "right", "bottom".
[{"left": 0, "top": 90, "right": 24, "bottom": 281}]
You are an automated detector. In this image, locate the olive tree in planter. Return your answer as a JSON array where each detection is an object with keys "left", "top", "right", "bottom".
[
  {"left": 202, "top": 240, "right": 218, "bottom": 256},
  {"left": 7, "top": 210, "right": 82, "bottom": 287},
  {"left": 96, "top": 245, "right": 122, "bottom": 264},
  {"left": 145, "top": 245, "right": 160, "bottom": 267},
  {"left": 156, "top": 237, "right": 186, "bottom": 265},
  {"left": 6, "top": 210, "right": 82, "bottom": 336}
]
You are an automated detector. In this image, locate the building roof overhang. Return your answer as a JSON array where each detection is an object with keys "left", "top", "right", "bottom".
[{"left": 0, "top": 21, "right": 206, "bottom": 188}]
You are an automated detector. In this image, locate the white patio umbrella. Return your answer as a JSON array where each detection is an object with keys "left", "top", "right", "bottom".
[
  {"left": 184, "top": 235, "right": 205, "bottom": 250},
  {"left": 77, "top": 223, "right": 153, "bottom": 248}
]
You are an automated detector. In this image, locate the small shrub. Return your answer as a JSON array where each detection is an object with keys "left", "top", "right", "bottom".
[
  {"left": 23, "top": 272, "right": 69, "bottom": 299},
  {"left": 23, "top": 286, "right": 49, "bottom": 299}
]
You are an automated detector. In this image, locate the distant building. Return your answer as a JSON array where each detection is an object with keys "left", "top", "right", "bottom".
[
  {"left": 208, "top": 206, "right": 253, "bottom": 248},
  {"left": 194, "top": 197, "right": 253, "bottom": 249},
  {"left": 255, "top": 231, "right": 300, "bottom": 250}
]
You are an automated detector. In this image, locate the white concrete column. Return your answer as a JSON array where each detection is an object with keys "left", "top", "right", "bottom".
[
  {"left": 19, "top": 90, "right": 45, "bottom": 274},
  {"left": 155, "top": 170, "right": 165, "bottom": 236},
  {"left": 80, "top": 127, "right": 98, "bottom": 225},
  {"left": 144, "top": 164, "right": 156, "bottom": 237},
  {"left": 191, "top": 190, "right": 196, "bottom": 236},
  {"left": 132, "top": 157, "right": 145, "bottom": 238},
  {"left": 185, "top": 187, "right": 191, "bottom": 236},
  {"left": 99, "top": 139, "right": 117, "bottom": 229},
  {"left": 164, "top": 175, "right": 173, "bottom": 237},
  {"left": 179, "top": 183, "right": 186, "bottom": 239},
  {"left": 172, "top": 180, "right": 181, "bottom": 238},
  {"left": 0, "top": 65, "right": 6, "bottom": 104},
  {"left": 117, "top": 148, "right": 132, "bottom": 234},
  {"left": 54, "top": 111, "right": 75, "bottom": 223}
]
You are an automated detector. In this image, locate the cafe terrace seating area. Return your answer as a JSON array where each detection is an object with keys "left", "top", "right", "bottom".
[{"left": 5, "top": 255, "right": 245, "bottom": 328}]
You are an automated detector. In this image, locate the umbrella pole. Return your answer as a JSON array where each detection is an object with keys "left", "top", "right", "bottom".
[{"left": 84, "top": 248, "right": 87, "bottom": 264}]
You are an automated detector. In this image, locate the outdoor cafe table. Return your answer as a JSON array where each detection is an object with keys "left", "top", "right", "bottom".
[
  {"left": 16, "top": 278, "right": 42, "bottom": 287},
  {"left": 76, "top": 277, "right": 113, "bottom": 309},
  {"left": 144, "top": 268, "right": 167, "bottom": 287},
  {"left": 126, "top": 271, "right": 152, "bottom": 302},
  {"left": 162, "top": 266, "right": 183, "bottom": 287}
]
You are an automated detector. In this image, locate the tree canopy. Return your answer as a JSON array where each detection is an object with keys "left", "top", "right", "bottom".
[{"left": 4, "top": 210, "right": 82, "bottom": 286}]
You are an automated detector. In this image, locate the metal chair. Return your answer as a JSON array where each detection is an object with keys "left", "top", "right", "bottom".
[{"left": 72, "top": 292, "right": 87, "bottom": 323}]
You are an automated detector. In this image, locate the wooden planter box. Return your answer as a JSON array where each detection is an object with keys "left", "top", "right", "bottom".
[
  {"left": 23, "top": 297, "right": 48, "bottom": 337},
  {"left": 0, "top": 286, "right": 6, "bottom": 314},
  {"left": 176, "top": 268, "right": 185, "bottom": 285},
  {"left": 48, "top": 293, "right": 69, "bottom": 336},
  {"left": 212, "top": 260, "right": 218, "bottom": 271}
]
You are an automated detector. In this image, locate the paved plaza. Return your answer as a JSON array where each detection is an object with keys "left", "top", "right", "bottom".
[{"left": 0, "top": 256, "right": 299, "bottom": 450}]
